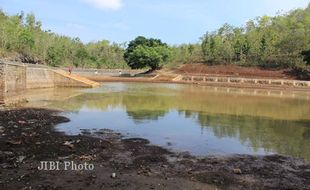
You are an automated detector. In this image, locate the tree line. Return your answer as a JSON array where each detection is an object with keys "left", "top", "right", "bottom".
[
  {"left": 0, "top": 4, "right": 309, "bottom": 72},
  {"left": 127, "top": 4, "right": 310, "bottom": 72},
  {"left": 200, "top": 4, "right": 310, "bottom": 69},
  {"left": 0, "top": 10, "right": 127, "bottom": 68}
]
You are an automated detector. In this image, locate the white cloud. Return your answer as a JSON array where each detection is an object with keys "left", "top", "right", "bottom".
[{"left": 83, "top": 0, "right": 123, "bottom": 10}]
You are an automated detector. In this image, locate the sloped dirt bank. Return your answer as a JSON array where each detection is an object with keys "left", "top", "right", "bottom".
[
  {"left": 176, "top": 64, "right": 310, "bottom": 80},
  {"left": 0, "top": 108, "right": 309, "bottom": 190}
]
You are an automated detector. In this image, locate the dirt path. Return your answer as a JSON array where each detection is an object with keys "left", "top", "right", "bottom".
[{"left": 1, "top": 108, "right": 309, "bottom": 190}]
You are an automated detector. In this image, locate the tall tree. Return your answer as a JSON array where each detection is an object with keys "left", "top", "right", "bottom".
[{"left": 124, "top": 36, "right": 171, "bottom": 70}]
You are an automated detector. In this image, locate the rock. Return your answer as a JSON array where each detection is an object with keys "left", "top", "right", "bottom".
[
  {"left": 58, "top": 155, "right": 72, "bottom": 160},
  {"left": 7, "top": 140, "right": 22, "bottom": 145},
  {"left": 79, "top": 155, "right": 93, "bottom": 161},
  {"left": 16, "top": 156, "right": 26, "bottom": 163},
  {"left": 233, "top": 168, "right": 242, "bottom": 174},
  {"left": 18, "top": 120, "right": 27, "bottom": 124},
  {"left": 63, "top": 141, "right": 74, "bottom": 149},
  {"left": 111, "top": 173, "right": 116, "bottom": 178},
  {"left": 0, "top": 151, "right": 14, "bottom": 156}
]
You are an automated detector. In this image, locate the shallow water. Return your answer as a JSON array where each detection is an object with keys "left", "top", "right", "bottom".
[{"left": 23, "top": 83, "right": 310, "bottom": 160}]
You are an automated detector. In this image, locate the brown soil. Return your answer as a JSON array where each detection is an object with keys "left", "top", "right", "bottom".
[
  {"left": 1, "top": 108, "right": 309, "bottom": 190},
  {"left": 176, "top": 64, "right": 299, "bottom": 80}
]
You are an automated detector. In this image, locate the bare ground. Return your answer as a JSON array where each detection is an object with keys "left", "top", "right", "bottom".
[
  {"left": 0, "top": 108, "right": 309, "bottom": 190},
  {"left": 176, "top": 64, "right": 301, "bottom": 80}
]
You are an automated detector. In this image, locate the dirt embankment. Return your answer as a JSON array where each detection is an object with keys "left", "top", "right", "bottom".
[
  {"left": 176, "top": 64, "right": 304, "bottom": 80},
  {"left": 1, "top": 108, "right": 310, "bottom": 190}
]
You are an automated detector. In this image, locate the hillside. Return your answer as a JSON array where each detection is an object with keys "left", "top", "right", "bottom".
[{"left": 0, "top": 4, "right": 309, "bottom": 78}]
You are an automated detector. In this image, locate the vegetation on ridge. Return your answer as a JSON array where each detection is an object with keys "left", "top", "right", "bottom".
[{"left": 0, "top": 4, "right": 309, "bottom": 74}]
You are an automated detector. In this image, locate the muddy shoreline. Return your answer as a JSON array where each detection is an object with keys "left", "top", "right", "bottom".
[{"left": 1, "top": 108, "right": 309, "bottom": 190}]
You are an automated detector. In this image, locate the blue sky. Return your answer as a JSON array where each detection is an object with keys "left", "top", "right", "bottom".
[{"left": 0, "top": 0, "right": 309, "bottom": 45}]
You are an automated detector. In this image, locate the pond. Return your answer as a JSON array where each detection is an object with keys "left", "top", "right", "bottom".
[{"left": 23, "top": 82, "right": 310, "bottom": 160}]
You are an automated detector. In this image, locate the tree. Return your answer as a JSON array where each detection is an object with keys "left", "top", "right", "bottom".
[
  {"left": 17, "top": 28, "right": 34, "bottom": 55},
  {"left": 200, "top": 5, "right": 310, "bottom": 69},
  {"left": 46, "top": 46, "right": 64, "bottom": 66},
  {"left": 73, "top": 46, "right": 88, "bottom": 67},
  {"left": 0, "top": 10, "right": 127, "bottom": 68},
  {"left": 302, "top": 50, "right": 310, "bottom": 65},
  {"left": 169, "top": 43, "right": 203, "bottom": 66},
  {"left": 124, "top": 36, "right": 171, "bottom": 70}
]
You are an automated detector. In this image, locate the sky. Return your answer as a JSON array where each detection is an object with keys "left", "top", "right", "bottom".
[{"left": 0, "top": 0, "right": 309, "bottom": 45}]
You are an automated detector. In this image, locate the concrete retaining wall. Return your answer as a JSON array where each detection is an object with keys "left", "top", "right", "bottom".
[
  {"left": 26, "top": 67, "right": 93, "bottom": 89},
  {"left": 53, "top": 72, "right": 90, "bottom": 88},
  {"left": 4, "top": 63, "right": 27, "bottom": 94},
  {"left": 0, "top": 64, "right": 4, "bottom": 104},
  {"left": 26, "top": 67, "right": 55, "bottom": 89},
  {"left": 179, "top": 75, "right": 310, "bottom": 89},
  {"left": 71, "top": 68, "right": 145, "bottom": 77},
  {"left": 0, "top": 61, "right": 99, "bottom": 104},
  {"left": 0, "top": 62, "right": 27, "bottom": 104}
]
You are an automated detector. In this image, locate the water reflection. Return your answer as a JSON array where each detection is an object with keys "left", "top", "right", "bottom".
[{"left": 22, "top": 83, "right": 310, "bottom": 160}]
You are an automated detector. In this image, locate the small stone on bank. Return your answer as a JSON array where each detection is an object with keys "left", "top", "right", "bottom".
[
  {"left": 63, "top": 141, "right": 74, "bottom": 148},
  {"left": 233, "top": 168, "right": 242, "bottom": 174}
]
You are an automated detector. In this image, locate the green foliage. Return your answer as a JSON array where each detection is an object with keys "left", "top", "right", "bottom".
[
  {"left": 124, "top": 36, "right": 171, "bottom": 70},
  {"left": 17, "top": 28, "right": 35, "bottom": 54},
  {"left": 1, "top": 4, "right": 310, "bottom": 71},
  {"left": 169, "top": 44, "right": 203, "bottom": 68},
  {"left": 302, "top": 50, "right": 310, "bottom": 65},
  {"left": 74, "top": 46, "right": 88, "bottom": 67},
  {"left": 0, "top": 10, "right": 127, "bottom": 68},
  {"left": 46, "top": 46, "right": 64, "bottom": 66},
  {"left": 86, "top": 40, "right": 127, "bottom": 69},
  {"left": 201, "top": 5, "right": 310, "bottom": 68}
]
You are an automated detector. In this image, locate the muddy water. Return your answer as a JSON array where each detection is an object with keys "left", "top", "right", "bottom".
[{"left": 22, "top": 83, "right": 310, "bottom": 160}]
